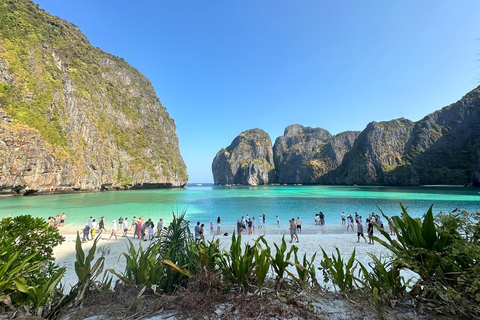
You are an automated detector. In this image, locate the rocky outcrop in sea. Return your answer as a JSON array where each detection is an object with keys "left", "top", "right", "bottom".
[{"left": 212, "top": 129, "right": 275, "bottom": 185}]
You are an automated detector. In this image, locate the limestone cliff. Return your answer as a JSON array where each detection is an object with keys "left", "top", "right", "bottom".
[
  {"left": 213, "top": 85, "right": 480, "bottom": 186},
  {"left": 406, "top": 86, "right": 480, "bottom": 185},
  {"left": 335, "top": 119, "right": 416, "bottom": 185},
  {"left": 0, "top": 0, "right": 187, "bottom": 195},
  {"left": 212, "top": 129, "right": 275, "bottom": 185},
  {"left": 273, "top": 125, "right": 359, "bottom": 184}
]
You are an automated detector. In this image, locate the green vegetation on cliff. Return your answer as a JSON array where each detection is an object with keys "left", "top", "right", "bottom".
[{"left": 0, "top": 0, "right": 187, "bottom": 193}]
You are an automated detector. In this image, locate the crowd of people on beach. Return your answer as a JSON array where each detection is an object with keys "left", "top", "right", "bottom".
[
  {"left": 235, "top": 214, "right": 265, "bottom": 235},
  {"left": 80, "top": 216, "right": 166, "bottom": 243},
  {"left": 340, "top": 211, "right": 396, "bottom": 245},
  {"left": 47, "top": 213, "right": 66, "bottom": 228},
  {"left": 52, "top": 208, "right": 402, "bottom": 246}
]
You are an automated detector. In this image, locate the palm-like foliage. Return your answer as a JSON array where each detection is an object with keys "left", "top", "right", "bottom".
[
  {"left": 219, "top": 232, "right": 256, "bottom": 288},
  {"left": 357, "top": 253, "right": 407, "bottom": 302},
  {"left": 270, "top": 236, "right": 295, "bottom": 283},
  {"left": 14, "top": 268, "right": 65, "bottom": 317},
  {"left": 194, "top": 238, "right": 222, "bottom": 271},
  {"left": 375, "top": 204, "right": 455, "bottom": 284},
  {"left": 253, "top": 236, "right": 271, "bottom": 291},
  {"left": 157, "top": 211, "right": 195, "bottom": 292},
  {"left": 292, "top": 246, "right": 317, "bottom": 286},
  {"left": 318, "top": 247, "right": 357, "bottom": 292},
  {"left": 109, "top": 239, "right": 163, "bottom": 287},
  {"left": 72, "top": 233, "right": 105, "bottom": 306}
]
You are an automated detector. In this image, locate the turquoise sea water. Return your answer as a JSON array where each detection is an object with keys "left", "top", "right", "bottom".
[{"left": 1, "top": 185, "right": 479, "bottom": 230}]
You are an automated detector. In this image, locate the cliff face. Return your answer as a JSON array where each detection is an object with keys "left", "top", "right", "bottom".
[
  {"left": 0, "top": 0, "right": 187, "bottom": 195},
  {"left": 212, "top": 129, "right": 275, "bottom": 185},
  {"left": 337, "top": 119, "right": 415, "bottom": 185},
  {"left": 273, "top": 125, "right": 359, "bottom": 184},
  {"left": 213, "top": 85, "right": 480, "bottom": 186},
  {"left": 405, "top": 87, "right": 480, "bottom": 185}
]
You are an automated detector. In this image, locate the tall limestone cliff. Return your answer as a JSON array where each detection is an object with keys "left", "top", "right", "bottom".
[
  {"left": 336, "top": 118, "right": 415, "bottom": 185},
  {"left": 213, "top": 85, "right": 480, "bottom": 186},
  {"left": 406, "top": 86, "right": 480, "bottom": 185},
  {"left": 0, "top": 0, "right": 187, "bottom": 195},
  {"left": 212, "top": 129, "right": 275, "bottom": 185},
  {"left": 273, "top": 125, "right": 359, "bottom": 184}
]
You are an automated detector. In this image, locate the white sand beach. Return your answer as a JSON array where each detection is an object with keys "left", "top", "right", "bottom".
[{"left": 54, "top": 221, "right": 397, "bottom": 291}]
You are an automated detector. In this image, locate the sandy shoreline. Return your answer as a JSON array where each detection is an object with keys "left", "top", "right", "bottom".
[{"left": 54, "top": 222, "right": 397, "bottom": 291}]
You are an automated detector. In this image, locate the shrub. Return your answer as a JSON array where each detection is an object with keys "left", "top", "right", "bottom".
[
  {"left": 0, "top": 215, "right": 64, "bottom": 264},
  {"left": 375, "top": 205, "right": 480, "bottom": 317},
  {"left": 318, "top": 247, "right": 358, "bottom": 292},
  {"left": 0, "top": 215, "right": 65, "bottom": 317},
  {"left": 218, "top": 232, "right": 257, "bottom": 289}
]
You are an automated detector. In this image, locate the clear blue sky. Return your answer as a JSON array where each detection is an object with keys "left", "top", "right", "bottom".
[{"left": 34, "top": 0, "right": 480, "bottom": 183}]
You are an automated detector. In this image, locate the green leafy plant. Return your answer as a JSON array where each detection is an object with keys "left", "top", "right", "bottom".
[
  {"left": 253, "top": 236, "right": 271, "bottom": 291},
  {"left": 375, "top": 204, "right": 455, "bottom": 284},
  {"left": 357, "top": 254, "right": 407, "bottom": 302},
  {"left": 219, "top": 232, "right": 256, "bottom": 288},
  {"left": 269, "top": 236, "right": 295, "bottom": 288},
  {"left": 318, "top": 247, "right": 357, "bottom": 292},
  {"left": 0, "top": 215, "right": 66, "bottom": 316},
  {"left": 0, "top": 249, "right": 41, "bottom": 309},
  {"left": 108, "top": 239, "right": 162, "bottom": 287},
  {"left": 72, "top": 232, "right": 105, "bottom": 306},
  {"left": 375, "top": 205, "right": 480, "bottom": 317},
  {"left": 0, "top": 215, "right": 64, "bottom": 264},
  {"left": 194, "top": 238, "right": 222, "bottom": 271},
  {"left": 156, "top": 211, "right": 196, "bottom": 293},
  {"left": 292, "top": 246, "right": 318, "bottom": 286},
  {"left": 13, "top": 267, "right": 65, "bottom": 317}
]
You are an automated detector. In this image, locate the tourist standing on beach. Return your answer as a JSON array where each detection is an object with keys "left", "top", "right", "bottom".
[
  {"left": 148, "top": 220, "right": 154, "bottom": 240},
  {"left": 98, "top": 217, "right": 107, "bottom": 233},
  {"left": 377, "top": 215, "right": 384, "bottom": 230},
  {"left": 87, "top": 217, "right": 93, "bottom": 240},
  {"left": 276, "top": 215, "right": 280, "bottom": 225},
  {"left": 319, "top": 212, "right": 325, "bottom": 225},
  {"left": 82, "top": 223, "right": 90, "bottom": 242},
  {"left": 367, "top": 219, "right": 374, "bottom": 245},
  {"left": 341, "top": 212, "right": 346, "bottom": 225},
  {"left": 108, "top": 220, "right": 118, "bottom": 240},
  {"left": 262, "top": 213, "right": 266, "bottom": 225},
  {"left": 296, "top": 216, "right": 302, "bottom": 233},
  {"left": 195, "top": 221, "right": 201, "bottom": 244},
  {"left": 289, "top": 218, "right": 299, "bottom": 243},
  {"left": 388, "top": 217, "right": 395, "bottom": 235},
  {"left": 200, "top": 223, "right": 205, "bottom": 243},
  {"left": 142, "top": 219, "right": 151, "bottom": 241},
  {"left": 210, "top": 221, "right": 214, "bottom": 233},
  {"left": 131, "top": 216, "right": 137, "bottom": 231},
  {"left": 59, "top": 213, "right": 66, "bottom": 226},
  {"left": 247, "top": 219, "right": 253, "bottom": 234},
  {"left": 91, "top": 219, "right": 97, "bottom": 239},
  {"left": 347, "top": 215, "right": 354, "bottom": 231},
  {"left": 156, "top": 218, "right": 164, "bottom": 236},
  {"left": 135, "top": 219, "right": 143, "bottom": 239},
  {"left": 216, "top": 217, "right": 221, "bottom": 234},
  {"left": 123, "top": 218, "right": 129, "bottom": 237},
  {"left": 356, "top": 217, "right": 367, "bottom": 242},
  {"left": 118, "top": 217, "right": 124, "bottom": 231}
]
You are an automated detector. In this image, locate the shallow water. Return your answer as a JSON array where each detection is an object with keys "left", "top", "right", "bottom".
[{"left": 1, "top": 185, "right": 479, "bottom": 231}]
